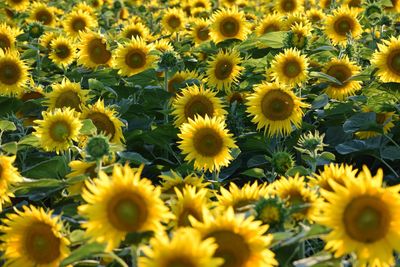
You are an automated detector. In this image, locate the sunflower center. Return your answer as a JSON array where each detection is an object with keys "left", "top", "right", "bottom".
[
  {"left": 261, "top": 89, "right": 294, "bottom": 121},
  {"left": 283, "top": 60, "right": 302, "bottom": 78},
  {"left": 55, "top": 44, "right": 71, "bottom": 59},
  {"left": 326, "top": 64, "right": 352, "bottom": 87},
  {"left": 72, "top": 18, "right": 87, "bottom": 31},
  {"left": 263, "top": 24, "right": 280, "bottom": 34},
  {"left": 387, "top": 49, "right": 400, "bottom": 75},
  {"left": 193, "top": 127, "right": 223, "bottom": 157},
  {"left": 348, "top": 0, "right": 361, "bottom": 7},
  {"left": 54, "top": 90, "right": 82, "bottom": 111},
  {"left": 260, "top": 205, "right": 280, "bottom": 224},
  {"left": 35, "top": 9, "right": 53, "bottom": 25},
  {"left": 197, "top": 27, "right": 210, "bottom": 41},
  {"left": 21, "top": 91, "right": 44, "bottom": 101},
  {"left": 107, "top": 193, "right": 148, "bottom": 232},
  {"left": 220, "top": 17, "right": 240, "bottom": 37},
  {"left": 0, "top": 60, "right": 21, "bottom": 85},
  {"left": 24, "top": 222, "right": 61, "bottom": 264},
  {"left": 87, "top": 111, "right": 116, "bottom": 139},
  {"left": 168, "top": 76, "right": 185, "bottom": 94},
  {"left": 88, "top": 38, "right": 112, "bottom": 64},
  {"left": 167, "top": 15, "right": 181, "bottom": 29},
  {"left": 125, "top": 29, "right": 142, "bottom": 39},
  {"left": 334, "top": 16, "right": 354, "bottom": 36},
  {"left": 125, "top": 49, "right": 146, "bottom": 69},
  {"left": 281, "top": 0, "right": 296, "bottom": 12},
  {"left": 167, "top": 258, "right": 196, "bottom": 267},
  {"left": 177, "top": 207, "right": 202, "bottom": 227},
  {"left": 206, "top": 230, "right": 251, "bottom": 267},
  {"left": 343, "top": 195, "right": 390, "bottom": 243},
  {"left": 214, "top": 59, "right": 233, "bottom": 80},
  {"left": 49, "top": 121, "right": 71, "bottom": 142},
  {"left": 0, "top": 34, "right": 11, "bottom": 49},
  {"left": 184, "top": 95, "right": 215, "bottom": 120}
]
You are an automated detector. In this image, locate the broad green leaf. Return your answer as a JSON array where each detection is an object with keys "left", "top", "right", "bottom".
[
  {"left": 381, "top": 146, "right": 400, "bottom": 161},
  {"left": 117, "top": 151, "right": 151, "bottom": 164},
  {"left": 2, "top": 142, "right": 17, "bottom": 154},
  {"left": 0, "top": 120, "right": 16, "bottom": 131},
  {"left": 80, "top": 119, "right": 97, "bottom": 135},
  {"left": 343, "top": 112, "right": 382, "bottom": 133},
  {"left": 310, "top": 71, "right": 342, "bottom": 86},
  {"left": 22, "top": 156, "right": 68, "bottom": 179},
  {"left": 60, "top": 243, "right": 106, "bottom": 266},
  {"left": 241, "top": 168, "right": 265, "bottom": 178}
]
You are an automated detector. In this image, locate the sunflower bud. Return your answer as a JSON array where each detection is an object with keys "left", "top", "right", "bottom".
[
  {"left": 254, "top": 197, "right": 286, "bottom": 230},
  {"left": 86, "top": 135, "right": 110, "bottom": 160},
  {"left": 158, "top": 51, "right": 179, "bottom": 71},
  {"left": 270, "top": 151, "right": 294, "bottom": 175},
  {"left": 27, "top": 23, "right": 44, "bottom": 38}
]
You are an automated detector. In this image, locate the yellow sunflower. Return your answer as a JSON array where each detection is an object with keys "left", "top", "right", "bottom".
[
  {"left": 178, "top": 115, "right": 237, "bottom": 172},
  {"left": 29, "top": 2, "right": 58, "bottom": 26},
  {"left": 153, "top": 39, "right": 174, "bottom": 53},
  {"left": 72, "top": 2, "right": 95, "bottom": 15},
  {"left": 289, "top": 22, "right": 311, "bottom": 49},
  {"left": 5, "top": 0, "right": 30, "bottom": 11},
  {"left": 325, "top": 7, "right": 362, "bottom": 46},
  {"left": 78, "top": 164, "right": 172, "bottom": 252},
  {"left": 158, "top": 170, "right": 211, "bottom": 196},
  {"left": 139, "top": 228, "right": 223, "bottom": 267},
  {"left": 209, "top": 7, "right": 250, "bottom": 44},
  {"left": 0, "top": 23, "right": 22, "bottom": 51},
  {"left": 66, "top": 160, "right": 97, "bottom": 196},
  {"left": 270, "top": 48, "right": 309, "bottom": 86},
  {"left": 355, "top": 111, "right": 396, "bottom": 139},
  {"left": 285, "top": 13, "right": 312, "bottom": 31},
  {"left": 77, "top": 31, "right": 112, "bottom": 69},
  {"left": 274, "top": 0, "right": 303, "bottom": 14},
  {"left": 119, "top": 22, "right": 152, "bottom": 41},
  {"left": 317, "top": 166, "right": 400, "bottom": 266},
  {"left": 322, "top": 56, "right": 362, "bottom": 100},
  {"left": 344, "top": 0, "right": 364, "bottom": 9},
  {"left": 384, "top": 0, "right": 400, "bottom": 12},
  {"left": 171, "top": 84, "right": 226, "bottom": 127},
  {"left": 191, "top": 19, "right": 211, "bottom": 45},
  {"left": 161, "top": 8, "right": 186, "bottom": 34},
  {"left": 113, "top": 37, "right": 157, "bottom": 77},
  {"left": 319, "top": 0, "right": 333, "bottom": 9},
  {"left": 49, "top": 36, "right": 77, "bottom": 67},
  {"left": 81, "top": 99, "right": 125, "bottom": 144},
  {"left": 206, "top": 49, "right": 243, "bottom": 91},
  {"left": 40, "top": 32, "right": 59, "bottom": 50},
  {"left": 45, "top": 78, "right": 90, "bottom": 112},
  {"left": 191, "top": 0, "right": 212, "bottom": 10},
  {"left": 255, "top": 14, "right": 283, "bottom": 36},
  {"left": 306, "top": 8, "right": 325, "bottom": 24},
  {"left": 63, "top": 10, "right": 98, "bottom": 39},
  {"left": 0, "top": 49, "right": 29, "bottom": 96},
  {"left": 1, "top": 205, "right": 70, "bottom": 267},
  {"left": 246, "top": 82, "right": 309, "bottom": 137},
  {"left": 0, "top": 155, "right": 22, "bottom": 212},
  {"left": 192, "top": 207, "right": 278, "bottom": 267},
  {"left": 371, "top": 36, "right": 400, "bottom": 83},
  {"left": 33, "top": 107, "right": 83, "bottom": 154},
  {"left": 309, "top": 163, "right": 358, "bottom": 193},
  {"left": 167, "top": 70, "right": 203, "bottom": 95}
]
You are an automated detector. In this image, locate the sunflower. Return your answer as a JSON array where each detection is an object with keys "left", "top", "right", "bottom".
[
  {"left": 49, "top": 36, "right": 77, "bottom": 67},
  {"left": 191, "top": 0, "right": 212, "bottom": 10},
  {"left": 319, "top": 0, "right": 332, "bottom": 9},
  {"left": 322, "top": 56, "right": 362, "bottom": 100},
  {"left": 45, "top": 78, "right": 90, "bottom": 112},
  {"left": 33, "top": 108, "right": 83, "bottom": 154},
  {"left": 255, "top": 14, "right": 283, "bottom": 36},
  {"left": 355, "top": 111, "right": 396, "bottom": 139},
  {"left": 66, "top": 160, "right": 97, "bottom": 196},
  {"left": 0, "top": 23, "right": 22, "bottom": 51},
  {"left": 220, "top": 0, "right": 240, "bottom": 8},
  {"left": 119, "top": 22, "right": 152, "bottom": 41},
  {"left": 81, "top": 99, "right": 125, "bottom": 144},
  {"left": 325, "top": 7, "right": 362, "bottom": 46},
  {"left": 5, "top": 0, "right": 30, "bottom": 11},
  {"left": 371, "top": 36, "right": 400, "bottom": 83},
  {"left": 285, "top": 13, "right": 312, "bottom": 30},
  {"left": 246, "top": 82, "right": 309, "bottom": 137},
  {"left": 289, "top": 22, "right": 311, "bottom": 49},
  {"left": 40, "top": 32, "right": 59, "bottom": 50},
  {"left": 63, "top": 10, "right": 98, "bottom": 39},
  {"left": 309, "top": 163, "right": 358, "bottom": 193},
  {"left": 139, "top": 228, "right": 223, "bottom": 267},
  {"left": 274, "top": 0, "right": 303, "bottom": 14},
  {"left": 384, "top": 0, "right": 400, "bottom": 12},
  {"left": 1, "top": 205, "right": 70, "bottom": 267},
  {"left": 0, "top": 155, "right": 22, "bottom": 212},
  {"left": 167, "top": 70, "right": 203, "bottom": 95},
  {"left": 209, "top": 7, "right": 250, "bottom": 44},
  {"left": 0, "top": 49, "right": 29, "bottom": 96},
  {"left": 344, "top": 0, "right": 363, "bottom": 9},
  {"left": 191, "top": 19, "right": 211, "bottom": 45},
  {"left": 171, "top": 84, "right": 226, "bottom": 127},
  {"left": 158, "top": 171, "right": 211, "bottom": 196},
  {"left": 316, "top": 166, "right": 400, "bottom": 266},
  {"left": 161, "top": 8, "right": 186, "bottom": 34},
  {"left": 29, "top": 2, "right": 57, "bottom": 26},
  {"left": 72, "top": 2, "right": 95, "bottom": 15},
  {"left": 306, "top": 8, "right": 324, "bottom": 24},
  {"left": 153, "top": 39, "right": 174, "bottom": 53},
  {"left": 78, "top": 164, "right": 172, "bottom": 251},
  {"left": 192, "top": 207, "right": 277, "bottom": 267},
  {"left": 113, "top": 37, "right": 157, "bottom": 77},
  {"left": 270, "top": 48, "right": 309, "bottom": 86},
  {"left": 77, "top": 31, "right": 112, "bottom": 69}
]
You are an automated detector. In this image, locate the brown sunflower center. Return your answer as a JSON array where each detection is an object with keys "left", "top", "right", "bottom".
[
  {"left": 107, "top": 192, "right": 148, "bottom": 232},
  {"left": 167, "top": 258, "right": 196, "bottom": 267},
  {"left": 0, "top": 60, "right": 22, "bottom": 85},
  {"left": 193, "top": 127, "right": 223, "bottom": 157},
  {"left": 88, "top": 38, "right": 112, "bottom": 65},
  {"left": 261, "top": 89, "right": 294, "bottom": 121},
  {"left": 263, "top": 24, "right": 280, "bottom": 34},
  {"left": 168, "top": 76, "right": 185, "bottom": 94},
  {"left": 184, "top": 95, "right": 214, "bottom": 120},
  {"left": 49, "top": 120, "right": 71, "bottom": 142},
  {"left": 125, "top": 49, "right": 146, "bottom": 69},
  {"left": 387, "top": 49, "right": 400, "bottom": 75},
  {"left": 228, "top": 92, "right": 244, "bottom": 103},
  {"left": 167, "top": 15, "right": 182, "bottom": 29},
  {"left": 54, "top": 90, "right": 82, "bottom": 111},
  {"left": 86, "top": 111, "right": 116, "bottom": 139},
  {"left": 0, "top": 34, "right": 11, "bottom": 50},
  {"left": 343, "top": 195, "right": 390, "bottom": 243},
  {"left": 333, "top": 16, "right": 354, "bottom": 36},
  {"left": 21, "top": 91, "right": 44, "bottom": 101},
  {"left": 72, "top": 17, "right": 87, "bottom": 32},
  {"left": 177, "top": 207, "right": 202, "bottom": 227},
  {"left": 206, "top": 230, "right": 251, "bottom": 267},
  {"left": 283, "top": 60, "right": 302, "bottom": 78},
  {"left": 326, "top": 64, "right": 352, "bottom": 87},
  {"left": 220, "top": 17, "right": 240, "bottom": 37},
  {"left": 194, "top": 1, "right": 206, "bottom": 8},
  {"left": 196, "top": 27, "right": 210, "bottom": 41},
  {"left": 214, "top": 59, "right": 234, "bottom": 80},
  {"left": 35, "top": 9, "right": 53, "bottom": 25},
  {"left": 24, "top": 222, "right": 61, "bottom": 264},
  {"left": 125, "top": 29, "right": 142, "bottom": 39},
  {"left": 281, "top": 0, "right": 296, "bottom": 12},
  {"left": 348, "top": 0, "right": 361, "bottom": 7},
  {"left": 54, "top": 44, "right": 71, "bottom": 59},
  {"left": 376, "top": 113, "right": 389, "bottom": 124}
]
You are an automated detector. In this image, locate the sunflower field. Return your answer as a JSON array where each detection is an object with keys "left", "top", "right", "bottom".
[{"left": 1, "top": 0, "right": 400, "bottom": 266}]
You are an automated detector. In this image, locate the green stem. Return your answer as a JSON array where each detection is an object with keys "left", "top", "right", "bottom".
[
  {"left": 370, "top": 154, "right": 399, "bottom": 178},
  {"left": 384, "top": 134, "right": 400, "bottom": 150},
  {"left": 164, "top": 68, "right": 169, "bottom": 124},
  {"left": 130, "top": 245, "right": 138, "bottom": 267},
  {"left": 107, "top": 252, "right": 129, "bottom": 267}
]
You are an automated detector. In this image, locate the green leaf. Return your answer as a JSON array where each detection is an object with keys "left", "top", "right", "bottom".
[
  {"left": 117, "top": 151, "right": 151, "bottom": 165},
  {"left": 285, "top": 166, "right": 310, "bottom": 176},
  {"left": 241, "top": 168, "right": 265, "bottom": 178},
  {"left": 381, "top": 146, "right": 400, "bottom": 161},
  {"left": 319, "top": 152, "right": 336, "bottom": 161},
  {"left": 22, "top": 156, "right": 68, "bottom": 179},
  {"left": 257, "top": 31, "right": 287, "bottom": 48},
  {"left": 311, "top": 94, "right": 329, "bottom": 109},
  {"left": 293, "top": 252, "right": 336, "bottom": 267},
  {"left": 2, "top": 142, "right": 17, "bottom": 154},
  {"left": 18, "top": 134, "right": 40, "bottom": 147},
  {"left": 336, "top": 138, "right": 381, "bottom": 154},
  {"left": 60, "top": 243, "right": 106, "bottom": 266},
  {"left": 17, "top": 178, "right": 64, "bottom": 190},
  {"left": 0, "top": 120, "right": 16, "bottom": 131},
  {"left": 343, "top": 112, "right": 382, "bottom": 133},
  {"left": 80, "top": 119, "right": 97, "bottom": 135},
  {"left": 310, "top": 71, "right": 342, "bottom": 86}
]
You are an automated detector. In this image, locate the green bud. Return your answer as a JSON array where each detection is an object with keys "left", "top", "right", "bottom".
[{"left": 86, "top": 135, "right": 110, "bottom": 160}]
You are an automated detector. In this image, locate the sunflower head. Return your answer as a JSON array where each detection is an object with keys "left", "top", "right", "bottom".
[
  {"left": 161, "top": 8, "right": 186, "bottom": 33},
  {"left": 295, "top": 130, "right": 327, "bottom": 156},
  {"left": 254, "top": 197, "right": 287, "bottom": 230},
  {"left": 85, "top": 135, "right": 111, "bottom": 160},
  {"left": 120, "top": 22, "right": 152, "bottom": 41},
  {"left": 5, "top": 0, "right": 30, "bottom": 11},
  {"left": 77, "top": 31, "right": 112, "bottom": 69},
  {"left": 309, "top": 163, "right": 357, "bottom": 193},
  {"left": 255, "top": 14, "right": 283, "bottom": 36},
  {"left": 0, "top": 23, "right": 22, "bottom": 50},
  {"left": 49, "top": 36, "right": 77, "bottom": 67},
  {"left": 371, "top": 36, "right": 400, "bottom": 83},
  {"left": 270, "top": 150, "right": 294, "bottom": 175},
  {"left": 29, "top": 2, "right": 57, "bottom": 26},
  {"left": 325, "top": 7, "right": 362, "bottom": 46},
  {"left": 159, "top": 170, "right": 211, "bottom": 197},
  {"left": 275, "top": 0, "right": 303, "bottom": 14},
  {"left": 0, "top": 49, "right": 29, "bottom": 96},
  {"left": 63, "top": 10, "right": 98, "bottom": 39},
  {"left": 191, "top": 19, "right": 211, "bottom": 45},
  {"left": 0, "top": 155, "right": 22, "bottom": 211}
]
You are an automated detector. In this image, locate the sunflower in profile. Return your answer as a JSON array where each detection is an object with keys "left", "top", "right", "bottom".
[
  {"left": 309, "top": 163, "right": 358, "bottom": 193},
  {"left": 139, "top": 228, "right": 222, "bottom": 267},
  {"left": 73, "top": 2, "right": 95, "bottom": 15},
  {"left": 63, "top": 10, "right": 98, "bottom": 39},
  {"left": 270, "top": 48, "right": 309, "bottom": 86},
  {"left": 113, "top": 37, "right": 157, "bottom": 77},
  {"left": 246, "top": 82, "right": 308, "bottom": 137},
  {"left": 325, "top": 7, "right": 362, "bottom": 46},
  {"left": 355, "top": 111, "right": 396, "bottom": 139},
  {"left": 1, "top": 205, "right": 70, "bottom": 267},
  {"left": 274, "top": 0, "right": 303, "bottom": 14},
  {"left": 45, "top": 78, "right": 90, "bottom": 111},
  {"left": 77, "top": 31, "right": 112, "bottom": 69},
  {"left": 171, "top": 84, "right": 226, "bottom": 127},
  {"left": 285, "top": 13, "right": 311, "bottom": 30},
  {"left": 66, "top": 160, "right": 97, "bottom": 195},
  {"left": 255, "top": 14, "right": 283, "bottom": 36},
  {"left": 120, "top": 22, "right": 152, "bottom": 42},
  {"left": 0, "top": 23, "right": 22, "bottom": 51},
  {"left": 0, "top": 49, "right": 29, "bottom": 96},
  {"left": 0, "top": 155, "right": 22, "bottom": 212},
  {"left": 206, "top": 49, "right": 243, "bottom": 91},
  {"left": 159, "top": 171, "right": 211, "bottom": 196},
  {"left": 81, "top": 99, "right": 125, "bottom": 144},
  {"left": 161, "top": 8, "right": 186, "bottom": 34},
  {"left": 153, "top": 39, "right": 174, "bottom": 53},
  {"left": 322, "top": 56, "right": 362, "bottom": 100},
  {"left": 371, "top": 36, "right": 400, "bottom": 83},
  {"left": 167, "top": 70, "right": 203, "bottom": 95},
  {"left": 29, "top": 2, "right": 58, "bottom": 26},
  {"left": 191, "top": 19, "right": 211, "bottom": 45},
  {"left": 317, "top": 166, "right": 400, "bottom": 266},
  {"left": 33, "top": 108, "right": 82, "bottom": 154},
  {"left": 288, "top": 22, "right": 311, "bottom": 49},
  {"left": 49, "top": 36, "right": 77, "bottom": 67},
  {"left": 5, "top": 0, "right": 30, "bottom": 11},
  {"left": 178, "top": 115, "right": 237, "bottom": 172},
  {"left": 209, "top": 7, "right": 250, "bottom": 44},
  {"left": 78, "top": 164, "right": 172, "bottom": 251},
  {"left": 192, "top": 207, "right": 277, "bottom": 267}
]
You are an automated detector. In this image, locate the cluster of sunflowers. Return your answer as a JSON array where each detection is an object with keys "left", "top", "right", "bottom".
[{"left": 0, "top": 0, "right": 400, "bottom": 266}]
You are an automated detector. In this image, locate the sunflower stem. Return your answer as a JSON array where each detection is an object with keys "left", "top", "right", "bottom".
[
  {"left": 164, "top": 68, "right": 169, "bottom": 124},
  {"left": 108, "top": 251, "right": 129, "bottom": 267},
  {"left": 130, "top": 245, "right": 138, "bottom": 267}
]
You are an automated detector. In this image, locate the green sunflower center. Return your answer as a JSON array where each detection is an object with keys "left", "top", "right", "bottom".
[
  {"left": 49, "top": 121, "right": 71, "bottom": 142},
  {"left": 72, "top": 17, "right": 87, "bottom": 32},
  {"left": 55, "top": 44, "right": 71, "bottom": 59},
  {"left": 261, "top": 89, "right": 295, "bottom": 121},
  {"left": 0, "top": 60, "right": 21, "bottom": 85},
  {"left": 184, "top": 95, "right": 215, "bottom": 121},
  {"left": 54, "top": 90, "right": 82, "bottom": 111},
  {"left": 387, "top": 50, "right": 400, "bottom": 75},
  {"left": 326, "top": 64, "right": 352, "bottom": 87},
  {"left": 343, "top": 195, "right": 390, "bottom": 243},
  {"left": 35, "top": 9, "right": 53, "bottom": 25},
  {"left": 197, "top": 27, "right": 210, "bottom": 41},
  {"left": 125, "top": 49, "right": 146, "bottom": 69},
  {"left": 220, "top": 17, "right": 240, "bottom": 37},
  {"left": 193, "top": 127, "right": 223, "bottom": 157},
  {"left": 167, "top": 15, "right": 181, "bottom": 29},
  {"left": 214, "top": 59, "right": 234, "bottom": 80},
  {"left": 260, "top": 205, "right": 280, "bottom": 224},
  {"left": 88, "top": 38, "right": 112, "bottom": 65},
  {"left": 334, "top": 16, "right": 354, "bottom": 36},
  {"left": 283, "top": 60, "right": 302, "bottom": 78},
  {"left": 281, "top": 0, "right": 296, "bottom": 12},
  {"left": 0, "top": 34, "right": 11, "bottom": 50},
  {"left": 86, "top": 111, "right": 116, "bottom": 139}
]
